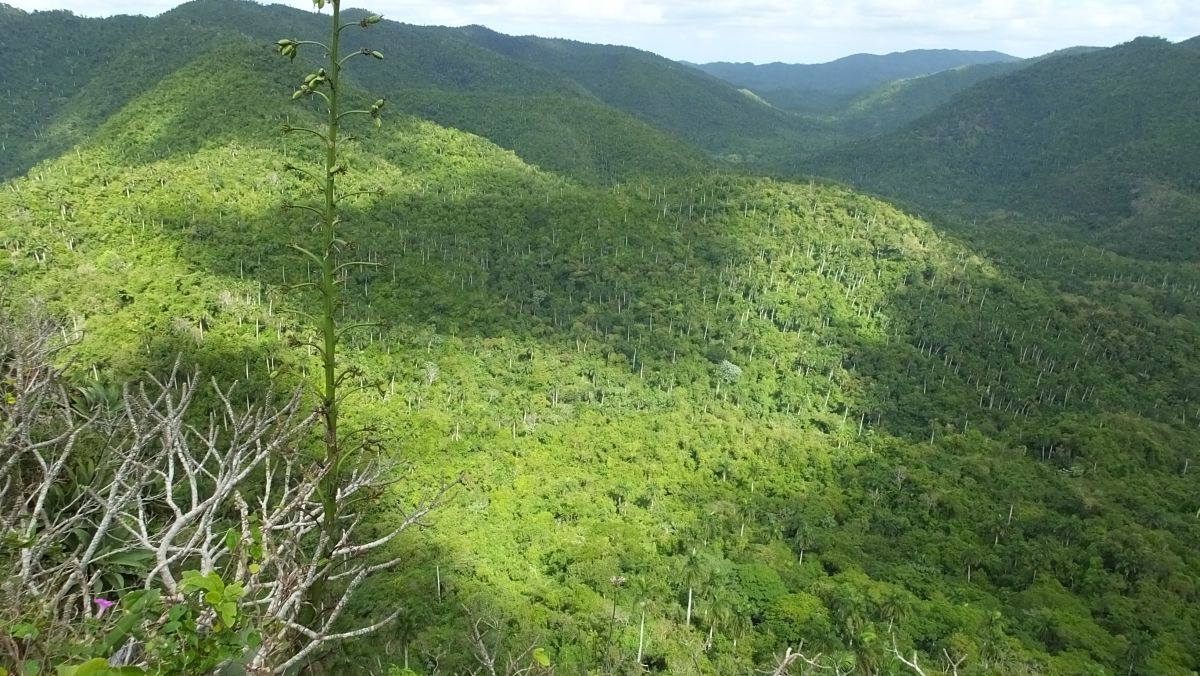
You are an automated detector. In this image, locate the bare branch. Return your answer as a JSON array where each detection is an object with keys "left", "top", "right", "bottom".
[{"left": 2, "top": 308, "right": 449, "bottom": 671}]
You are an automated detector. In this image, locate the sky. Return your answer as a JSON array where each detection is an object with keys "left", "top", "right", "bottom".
[{"left": 6, "top": 0, "right": 1198, "bottom": 63}]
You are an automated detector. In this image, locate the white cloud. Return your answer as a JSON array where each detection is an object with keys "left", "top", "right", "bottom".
[{"left": 7, "top": 0, "right": 1199, "bottom": 62}]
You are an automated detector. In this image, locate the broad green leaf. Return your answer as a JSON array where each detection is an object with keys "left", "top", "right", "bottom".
[
  {"left": 217, "top": 601, "right": 238, "bottom": 627},
  {"left": 104, "top": 551, "right": 153, "bottom": 571},
  {"left": 9, "top": 623, "right": 38, "bottom": 640},
  {"left": 181, "top": 570, "right": 223, "bottom": 595},
  {"left": 57, "top": 659, "right": 108, "bottom": 676},
  {"left": 225, "top": 582, "right": 245, "bottom": 600}
]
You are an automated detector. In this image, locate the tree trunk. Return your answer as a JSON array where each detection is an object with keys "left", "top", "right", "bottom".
[{"left": 637, "top": 609, "right": 645, "bottom": 667}]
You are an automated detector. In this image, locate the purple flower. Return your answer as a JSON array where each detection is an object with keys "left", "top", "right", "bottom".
[{"left": 94, "top": 598, "right": 116, "bottom": 615}]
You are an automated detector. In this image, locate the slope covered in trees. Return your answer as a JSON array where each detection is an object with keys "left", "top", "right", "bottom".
[
  {"left": 160, "top": 0, "right": 831, "bottom": 172},
  {"left": 833, "top": 60, "right": 1029, "bottom": 137},
  {"left": 449, "top": 26, "right": 834, "bottom": 161},
  {"left": 804, "top": 36, "right": 1200, "bottom": 260},
  {"left": 0, "top": 0, "right": 718, "bottom": 183},
  {"left": 0, "top": 6, "right": 151, "bottom": 178},
  {"left": 4, "top": 9, "right": 1200, "bottom": 672},
  {"left": 833, "top": 47, "right": 1109, "bottom": 137},
  {"left": 691, "top": 50, "right": 1020, "bottom": 113}
]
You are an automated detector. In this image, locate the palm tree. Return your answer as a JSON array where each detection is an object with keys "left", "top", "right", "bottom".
[
  {"left": 703, "top": 584, "right": 739, "bottom": 652},
  {"left": 872, "top": 589, "right": 910, "bottom": 635},
  {"left": 674, "top": 546, "right": 712, "bottom": 628}
]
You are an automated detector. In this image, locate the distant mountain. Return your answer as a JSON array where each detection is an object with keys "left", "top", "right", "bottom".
[
  {"left": 449, "top": 26, "right": 830, "bottom": 159},
  {"left": 160, "top": 0, "right": 830, "bottom": 170},
  {"left": 0, "top": 8, "right": 153, "bottom": 175},
  {"left": 692, "top": 49, "right": 1020, "bottom": 111},
  {"left": 836, "top": 47, "right": 1104, "bottom": 137},
  {"left": 4, "top": 0, "right": 786, "bottom": 182},
  {"left": 834, "top": 60, "right": 1028, "bottom": 135},
  {"left": 805, "top": 37, "right": 1200, "bottom": 260}
]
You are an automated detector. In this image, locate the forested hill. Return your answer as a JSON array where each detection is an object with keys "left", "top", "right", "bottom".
[
  {"left": 4, "top": 3, "right": 1200, "bottom": 674},
  {"left": 6, "top": 27, "right": 1200, "bottom": 668},
  {"left": 1, "top": 0, "right": 839, "bottom": 182},
  {"left": 0, "top": 6, "right": 153, "bottom": 175},
  {"left": 832, "top": 59, "right": 1029, "bottom": 136},
  {"left": 692, "top": 50, "right": 1020, "bottom": 112},
  {"left": 805, "top": 36, "right": 1200, "bottom": 260},
  {"left": 446, "top": 26, "right": 826, "bottom": 159}
]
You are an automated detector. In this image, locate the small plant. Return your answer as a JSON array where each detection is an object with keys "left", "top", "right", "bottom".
[{"left": 49, "top": 574, "right": 255, "bottom": 675}]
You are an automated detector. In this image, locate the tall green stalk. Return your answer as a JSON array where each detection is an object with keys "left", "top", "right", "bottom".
[
  {"left": 318, "top": 0, "right": 343, "bottom": 539},
  {"left": 277, "top": 0, "right": 385, "bottom": 541}
]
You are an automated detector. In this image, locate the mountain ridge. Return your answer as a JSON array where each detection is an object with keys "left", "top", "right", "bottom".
[
  {"left": 2, "top": 0, "right": 726, "bottom": 182},
  {"left": 803, "top": 35, "right": 1200, "bottom": 259},
  {"left": 690, "top": 49, "right": 1021, "bottom": 112}
]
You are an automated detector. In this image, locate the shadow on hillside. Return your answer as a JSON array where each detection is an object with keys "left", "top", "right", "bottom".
[
  {"left": 22, "top": 120, "right": 1200, "bottom": 672},
  {"left": 32, "top": 153, "right": 772, "bottom": 671}
]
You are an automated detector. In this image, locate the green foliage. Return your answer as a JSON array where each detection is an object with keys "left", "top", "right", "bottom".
[
  {"left": 692, "top": 49, "right": 1019, "bottom": 106},
  {"left": 9, "top": 580, "right": 254, "bottom": 676},
  {"left": 452, "top": 27, "right": 830, "bottom": 160},
  {"left": 763, "top": 593, "right": 832, "bottom": 650},
  {"left": 144, "top": 0, "right": 755, "bottom": 180},
  {"left": 806, "top": 37, "right": 1200, "bottom": 260},
  {"left": 829, "top": 48, "right": 1099, "bottom": 137},
  {"left": 0, "top": 9, "right": 235, "bottom": 179},
  {"left": 179, "top": 571, "right": 244, "bottom": 629},
  {"left": 3, "top": 6, "right": 1200, "bottom": 674},
  {"left": 734, "top": 564, "right": 786, "bottom": 619},
  {"left": 834, "top": 59, "right": 1029, "bottom": 136}
]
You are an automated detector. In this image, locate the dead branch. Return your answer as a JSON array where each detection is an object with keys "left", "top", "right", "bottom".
[{"left": 1, "top": 308, "right": 459, "bottom": 672}]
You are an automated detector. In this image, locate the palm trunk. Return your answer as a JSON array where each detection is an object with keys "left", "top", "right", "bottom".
[{"left": 637, "top": 609, "right": 645, "bottom": 668}]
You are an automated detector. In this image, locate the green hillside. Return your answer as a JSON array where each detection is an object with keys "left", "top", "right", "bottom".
[
  {"left": 804, "top": 36, "right": 1200, "bottom": 260},
  {"left": 4, "top": 14, "right": 1200, "bottom": 674},
  {"left": 0, "top": 7, "right": 151, "bottom": 178},
  {"left": 828, "top": 47, "right": 1103, "bottom": 140},
  {"left": 451, "top": 27, "right": 834, "bottom": 159},
  {"left": 163, "top": 0, "right": 831, "bottom": 170},
  {"left": 692, "top": 50, "right": 1020, "bottom": 113},
  {"left": 0, "top": 0, "right": 715, "bottom": 183},
  {"left": 836, "top": 61, "right": 1027, "bottom": 136}
]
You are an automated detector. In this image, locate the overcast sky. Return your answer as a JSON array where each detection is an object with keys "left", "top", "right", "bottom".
[{"left": 7, "top": 0, "right": 1198, "bottom": 63}]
